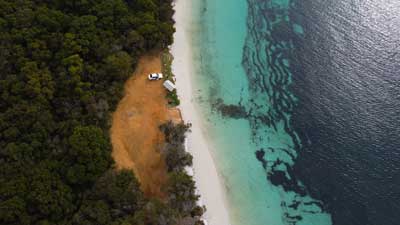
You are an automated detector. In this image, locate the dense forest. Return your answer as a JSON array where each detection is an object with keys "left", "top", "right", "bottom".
[{"left": 0, "top": 0, "right": 201, "bottom": 224}]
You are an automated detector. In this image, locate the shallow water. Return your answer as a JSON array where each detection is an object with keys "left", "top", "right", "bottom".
[
  {"left": 189, "top": 0, "right": 400, "bottom": 224},
  {"left": 190, "top": 0, "right": 331, "bottom": 224}
]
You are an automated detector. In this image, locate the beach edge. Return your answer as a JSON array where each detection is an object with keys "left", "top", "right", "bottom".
[{"left": 170, "top": 1, "right": 232, "bottom": 225}]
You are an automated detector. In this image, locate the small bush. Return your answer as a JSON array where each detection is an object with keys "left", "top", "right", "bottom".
[
  {"left": 162, "top": 51, "right": 181, "bottom": 106},
  {"left": 161, "top": 51, "right": 174, "bottom": 81},
  {"left": 166, "top": 89, "right": 180, "bottom": 106}
]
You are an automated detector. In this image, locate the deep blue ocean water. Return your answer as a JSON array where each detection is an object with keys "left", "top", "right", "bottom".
[
  {"left": 290, "top": 1, "right": 400, "bottom": 225},
  {"left": 189, "top": 0, "right": 400, "bottom": 224}
]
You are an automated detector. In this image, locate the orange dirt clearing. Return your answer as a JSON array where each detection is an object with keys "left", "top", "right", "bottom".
[{"left": 111, "top": 53, "right": 170, "bottom": 198}]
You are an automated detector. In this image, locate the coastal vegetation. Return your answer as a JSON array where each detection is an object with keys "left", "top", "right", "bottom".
[
  {"left": 161, "top": 51, "right": 180, "bottom": 106},
  {"left": 160, "top": 122, "right": 206, "bottom": 224},
  {"left": 160, "top": 122, "right": 193, "bottom": 172},
  {"left": 0, "top": 0, "right": 202, "bottom": 224}
]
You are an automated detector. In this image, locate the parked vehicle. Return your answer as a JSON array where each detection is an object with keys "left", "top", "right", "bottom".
[
  {"left": 163, "top": 80, "right": 176, "bottom": 92},
  {"left": 148, "top": 73, "right": 163, "bottom": 80}
]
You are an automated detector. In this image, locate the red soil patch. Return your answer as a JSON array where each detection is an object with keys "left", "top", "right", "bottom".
[{"left": 110, "top": 54, "right": 170, "bottom": 198}]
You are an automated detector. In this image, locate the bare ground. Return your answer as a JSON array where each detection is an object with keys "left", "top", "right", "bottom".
[{"left": 111, "top": 53, "right": 172, "bottom": 198}]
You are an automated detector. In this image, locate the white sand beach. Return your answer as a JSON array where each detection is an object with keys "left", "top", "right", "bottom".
[{"left": 171, "top": 0, "right": 232, "bottom": 225}]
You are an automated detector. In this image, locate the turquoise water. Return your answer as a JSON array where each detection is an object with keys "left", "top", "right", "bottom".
[{"left": 189, "top": 0, "right": 332, "bottom": 225}]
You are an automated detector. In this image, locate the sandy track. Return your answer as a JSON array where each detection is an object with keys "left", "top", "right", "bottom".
[{"left": 111, "top": 54, "right": 169, "bottom": 198}]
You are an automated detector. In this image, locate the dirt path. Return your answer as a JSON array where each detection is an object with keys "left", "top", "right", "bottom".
[{"left": 110, "top": 54, "right": 169, "bottom": 198}]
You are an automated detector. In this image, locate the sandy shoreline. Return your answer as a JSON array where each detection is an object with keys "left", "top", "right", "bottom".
[{"left": 171, "top": 1, "right": 232, "bottom": 225}]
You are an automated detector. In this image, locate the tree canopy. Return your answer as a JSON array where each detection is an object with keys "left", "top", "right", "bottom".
[{"left": 0, "top": 0, "right": 176, "bottom": 224}]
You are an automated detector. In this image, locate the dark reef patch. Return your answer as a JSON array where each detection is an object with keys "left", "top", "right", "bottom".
[
  {"left": 255, "top": 149, "right": 267, "bottom": 169},
  {"left": 212, "top": 98, "right": 248, "bottom": 119},
  {"left": 243, "top": 0, "right": 331, "bottom": 224}
]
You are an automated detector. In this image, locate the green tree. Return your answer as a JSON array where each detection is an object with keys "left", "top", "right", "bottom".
[
  {"left": 0, "top": 196, "right": 29, "bottom": 225},
  {"left": 72, "top": 200, "right": 112, "bottom": 225},
  {"left": 105, "top": 51, "right": 134, "bottom": 81},
  {"left": 133, "top": 199, "right": 177, "bottom": 225},
  {"left": 66, "top": 126, "right": 111, "bottom": 185},
  {"left": 73, "top": 170, "right": 145, "bottom": 224},
  {"left": 167, "top": 172, "right": 199, "bottom": 215},
  {"left": 26, "top": 165, "right": 75, "bottom": 220},
  {"left": 21, "top": 61, "right": 55, "bottom": 102}
]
